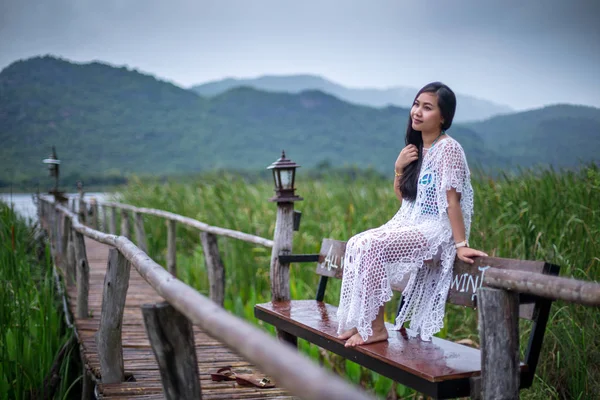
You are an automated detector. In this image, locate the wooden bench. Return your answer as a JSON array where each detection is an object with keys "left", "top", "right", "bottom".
[{"left": 255, "top": 239, "right": 560, "bottom": 399}]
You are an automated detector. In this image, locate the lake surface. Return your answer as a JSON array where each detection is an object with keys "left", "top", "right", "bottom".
[{"left": 0, "top": 192, "right": 112, "bottom": 222}]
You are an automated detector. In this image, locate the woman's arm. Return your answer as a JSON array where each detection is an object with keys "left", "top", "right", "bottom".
[
  {"left": 447, "top": 188, "right": 488, "bottom": 263},
  {"left": 394, "top": 169, "right": 403, "bottom": 201},
  {"left": 394, "top": 144, "right": 419, "bottom": 202}
]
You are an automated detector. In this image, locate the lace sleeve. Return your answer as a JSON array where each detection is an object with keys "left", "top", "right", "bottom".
[
  {"left": 438, "top": 140, "right": 470, "bottom": 195},
  {"left": 436, "top": 140, "right": 473, "bottom": 220}
]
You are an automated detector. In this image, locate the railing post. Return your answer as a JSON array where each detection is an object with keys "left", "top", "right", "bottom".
[
  {"left": 134, "top": 212, "right": 148, "bottom": 253},
  {"left": 166, "top": 219, "right": 177, "bottom": 276},
  {"left": 478, "top": 287, "right": 520, "bottom": 400},
  {"left": 102, "top": 205, "right": 109, "bottom": 232},
  {"left": 109, "top": 206, "right": 117, "bottom": 235},
  {"left": 121, "top": 210, "right": 130, "bottom": 238},
  {"left": 91, "top": 198, "right": 99, "bottom": 229},
  {"left": 73, "top": 231, "right": 90, "bottom": 319},
  {"left": 141, "top": 302, "right": 202, "bottom": 400},
  {"left": 66, "top": 228, "right": 76, "bottom": 287},
  {"left": 79, "top": 199, "right": 86, "bottom": 224},
  {"left": 96, "top": 248, "right": 131, "bottom": 383},
  {"left": 60, "top": 214, "right": 71, "bottom": 269},
  {"left": 70, "top": 196, "right": 77, "bottom": 213},
  {"left": 200, "top": 232, "right": 225, "bottom": 306},
  {"left": 270, "top": 201, "right": 297, "bottom": 346},
  {"left": 270, "top": 202, "right": 294, "bottom": 302}
]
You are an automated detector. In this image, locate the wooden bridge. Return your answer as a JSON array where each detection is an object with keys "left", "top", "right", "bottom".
[
  {"left": 39, "top": 195, "right": 375, "bottom": 400},
  {"left": 38, "top": 190, "right": 600, "bottom": 400}
]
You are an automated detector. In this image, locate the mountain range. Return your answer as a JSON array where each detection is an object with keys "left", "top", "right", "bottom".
[
  {"left": 0, "top": 56, "right": 598, "bottom": 186},
  {"left": 191, "top": 74, "right": 514, "bottom": 123}
]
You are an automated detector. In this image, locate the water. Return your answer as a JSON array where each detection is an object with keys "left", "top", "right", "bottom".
[{"left": 0, "top": 192, "right": 112, "bottom": 222}]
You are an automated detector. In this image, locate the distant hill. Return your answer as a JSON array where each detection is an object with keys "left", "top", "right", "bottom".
[
  {"left": 467, "top": 104, "right": 600, "bottom": 169},
  {"left": 191, "top": 74, "right": 514, "bottom": 122},
  {"left": 1, "top": 56, "right": 597, "bottom": 186}
]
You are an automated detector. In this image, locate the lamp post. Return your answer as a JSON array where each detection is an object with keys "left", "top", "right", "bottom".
[
  {"left": 43, "top": 146, "right": 67, "bottom": 204},
  {"left": 267, "top": 151, "right": 302, "bottom": 347}
]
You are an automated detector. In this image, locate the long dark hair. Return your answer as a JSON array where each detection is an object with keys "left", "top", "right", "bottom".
[{"left": 398, "top": 82, "right": 457, "bottom": 201}]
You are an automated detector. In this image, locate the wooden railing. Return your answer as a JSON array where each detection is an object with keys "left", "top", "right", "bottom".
[
  {"left": 68, "top": 195, "right": 274, "bottom": 306},
  {"left": 39, "top": 196, "right": 375, "bottom": 400},
  {"left": 472, "top": 265, "right": 600, "bottom": 399},
  {"left": 43, "top": 192, "right": 600, "bottom": 400}
]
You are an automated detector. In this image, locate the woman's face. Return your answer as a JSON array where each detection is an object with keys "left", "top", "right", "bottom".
[{"left": 411, "top": 92, "right": 444, "bottom": 133}]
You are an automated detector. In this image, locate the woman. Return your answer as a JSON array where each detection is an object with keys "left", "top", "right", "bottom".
[{"left": 337, "top": 82, "right": 487, "bottom": 347}]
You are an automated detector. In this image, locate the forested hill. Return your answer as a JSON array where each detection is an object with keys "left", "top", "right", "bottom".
[{"left": 1, "top": 56, "right": 598, "bottom": 185}]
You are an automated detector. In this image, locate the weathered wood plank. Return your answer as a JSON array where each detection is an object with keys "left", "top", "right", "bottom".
[
  {"left": 478, "top": 287, "right": 519, "bottom": 400},
  {"left": 141, "top": 302, "right": 202, "bottom": 400},
  {"left": 96, "top": 248, "right": 132, "bottom": 384},
  {"left": 200, "top": 232, "right": 225, "bottom": 306}
]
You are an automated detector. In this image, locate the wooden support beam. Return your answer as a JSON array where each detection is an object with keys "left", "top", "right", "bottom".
[
  {"left": 109, "top": 206, "right": 117, "bottom": 235},
  {"left": 200, "top": 232, "right": 225, "bottom": 306},
  {"left": 269, "top": 202, "right": 296, "bottom": 345},
  {"left": 478, "top": 287, "right": 519, "bottom": 400},
  {"left": 73, "top": 231, "right": 89, "bottom": 319},
  {"left": 96, "top": 248, "right": 131, "bottom": 384},
  {"left": 134, "top": 212, "right": 148, "bottom": 254},
  {"left": 485, "top": 267, "right": 600, "bottom": 307},
  {"left": 81, "top": 359, "right": 94, "bottom": 400},
  {"left": 141, "top": 302, "right": 202, "bottom": 400},
  {"left": 166, "top": 219, "right": 177, "bottom": 276},
  {"left": 120, "top": 210, "right": 130, "bottom": 239},
  {"left": 270, "top": 202, "right": 294, "bottom": 302}
]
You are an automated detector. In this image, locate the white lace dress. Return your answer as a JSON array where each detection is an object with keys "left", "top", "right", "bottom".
[{"left": 336, "top": 137, "right": 474, "bottom": 341}]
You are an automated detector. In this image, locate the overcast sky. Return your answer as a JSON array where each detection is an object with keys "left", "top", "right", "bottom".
[{"left": 1, "top": 0, "right": 599, "bottom": 110}]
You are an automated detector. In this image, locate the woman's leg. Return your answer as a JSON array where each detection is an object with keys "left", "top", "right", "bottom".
[
  {"left": 337, "top": 228, "right": 429, "bottom": 346},
  {"left": 344, "top": 305, "right": 388, "bottom": 347}
]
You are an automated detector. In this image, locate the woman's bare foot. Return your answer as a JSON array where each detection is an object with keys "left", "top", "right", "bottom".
[
  {"left": 344, "top": 324, "right": 388, "bottom": 348},
  {"left": 337, "top": 328, "right": 358, "bottom": 340}
]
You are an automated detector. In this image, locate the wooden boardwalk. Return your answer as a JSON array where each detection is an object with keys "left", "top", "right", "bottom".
[{"left": 66, "top": 237, "right": 295, "bottom": 399}]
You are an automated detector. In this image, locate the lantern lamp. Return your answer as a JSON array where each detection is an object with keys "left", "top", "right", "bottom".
[{"left": 267, "top": 150, "right": 303, "bottom": 202}]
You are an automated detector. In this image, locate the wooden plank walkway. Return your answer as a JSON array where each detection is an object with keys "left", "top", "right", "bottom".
[{"left": 66, "top": 237, "right": 296, "bottom": 399}]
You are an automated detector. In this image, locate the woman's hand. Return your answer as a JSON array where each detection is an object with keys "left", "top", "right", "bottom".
[
  {"left": 395, "top": 144, "right": 419, "bottom": 172},
  {"left": 456, "top": 247, "right": 488, "bottom": 264}
]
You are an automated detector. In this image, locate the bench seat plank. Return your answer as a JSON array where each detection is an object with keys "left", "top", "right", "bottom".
[{"left": 255, "top": 300, "right": 528, "bottom": 399}]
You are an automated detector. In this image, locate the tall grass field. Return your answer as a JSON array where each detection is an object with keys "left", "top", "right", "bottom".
[
  {"left": 0, "top": 200, "right": 78, "bottom": 399},
  {"left": 115, "top": 165, "right": 599, "bottom": 399}
]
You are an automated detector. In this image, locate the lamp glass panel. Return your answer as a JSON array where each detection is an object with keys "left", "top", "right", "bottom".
[
  {"left": 280, "top": 168, "right": 294, "bottom": 190},
  {"left": 272, "top": 169, "right": 281, "bottom": 190}
]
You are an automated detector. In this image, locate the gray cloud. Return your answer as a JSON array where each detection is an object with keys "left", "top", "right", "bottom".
[{"left": 1, "top": 0, "right": 598, "bottom": 109}]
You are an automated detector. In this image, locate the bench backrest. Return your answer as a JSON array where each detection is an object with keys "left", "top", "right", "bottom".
[{"left": 315, "top": 238, "right": 559, "bottom": 320}]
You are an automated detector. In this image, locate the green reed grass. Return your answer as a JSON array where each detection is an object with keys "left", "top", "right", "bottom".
[
  {"left": 0, "top": 201, "right": 75, "bottom": 400},
  {"left": 118, "top": 165, "right": 599, "bottom": 399}
]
